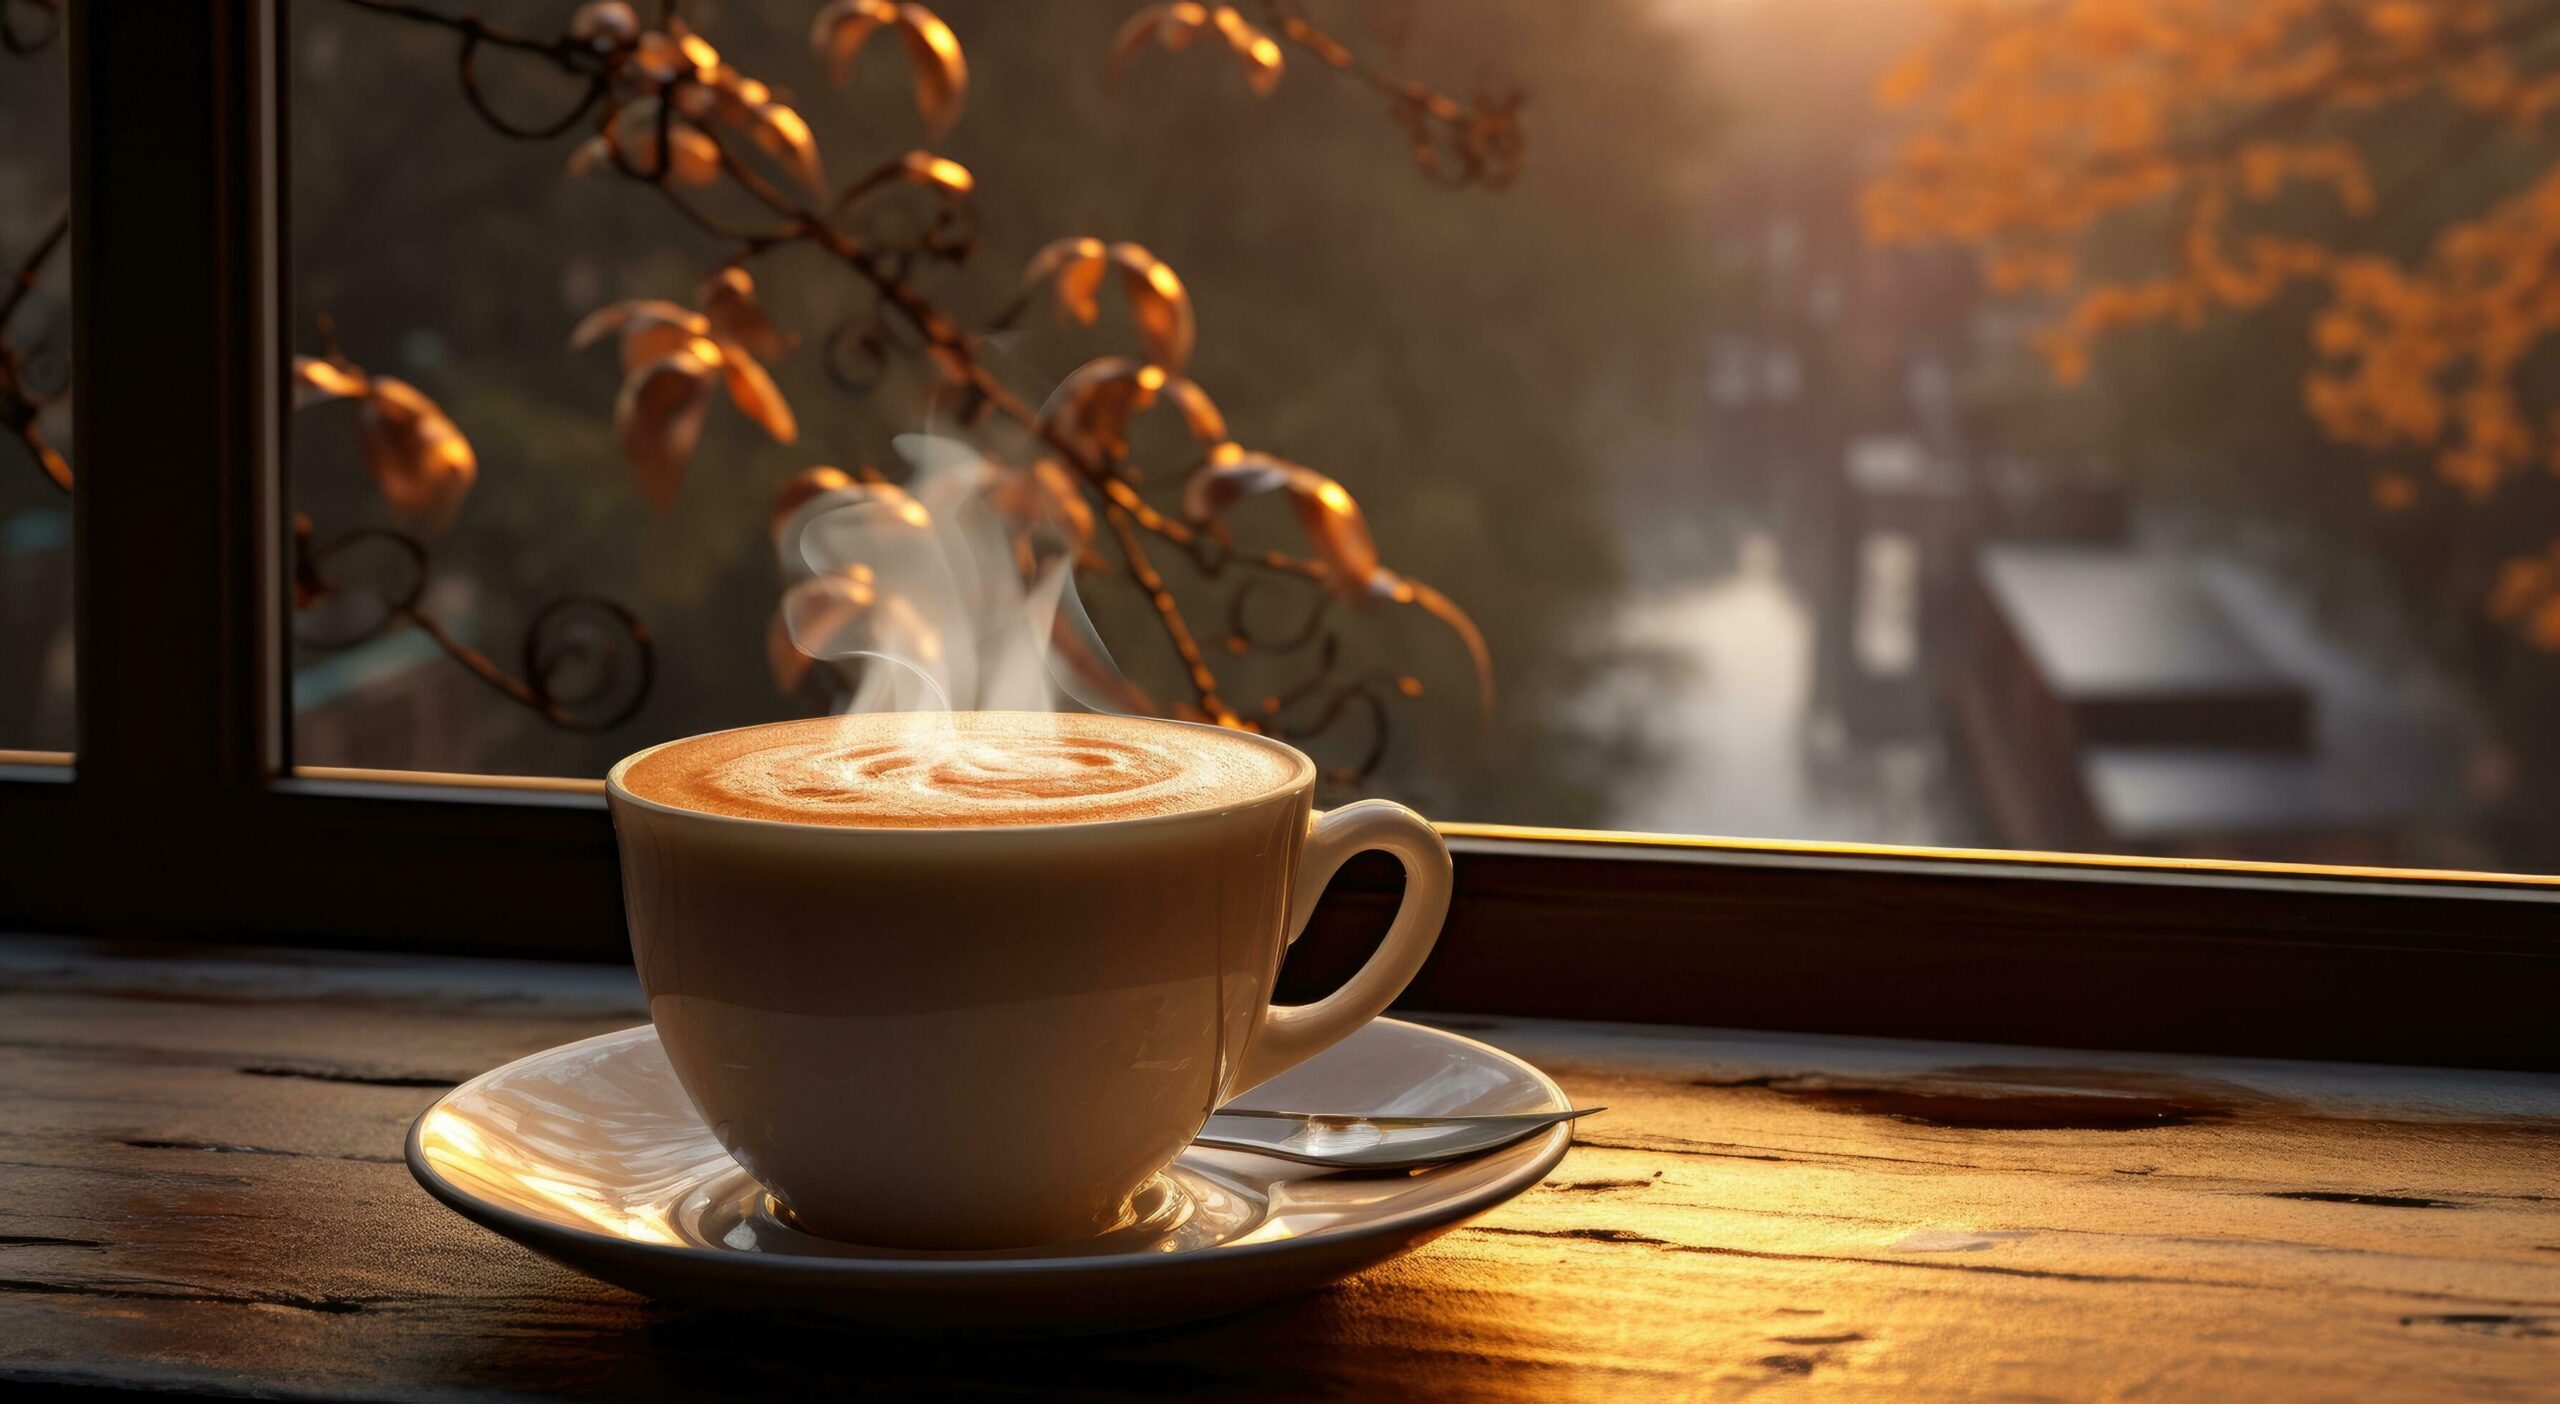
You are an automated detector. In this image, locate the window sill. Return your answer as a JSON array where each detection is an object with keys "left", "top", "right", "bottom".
[{"left": 2, "top": 933, "right": 2553, "bottom": 1397}]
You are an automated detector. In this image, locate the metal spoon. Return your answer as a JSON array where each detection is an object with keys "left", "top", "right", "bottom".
[{"left": 1194, "top": 1106, "right": 1604, "bottom": 1171}]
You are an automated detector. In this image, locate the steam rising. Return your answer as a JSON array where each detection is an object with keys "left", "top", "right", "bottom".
[{"left": 776, "top": 434, "right": 1127, "bottom": 716}]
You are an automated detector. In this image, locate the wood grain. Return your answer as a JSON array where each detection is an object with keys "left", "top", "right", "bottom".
[{"left": 0, "top": 934, "right": 2553, "bottom": 1400}]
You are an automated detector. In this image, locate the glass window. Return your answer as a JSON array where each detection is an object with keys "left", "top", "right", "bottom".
[
  {"left": 282, "top": 0, "right": 2560, "bottom": 875},
  {"left": 0, "top": 1, "right": 72, "bottom": 756}
]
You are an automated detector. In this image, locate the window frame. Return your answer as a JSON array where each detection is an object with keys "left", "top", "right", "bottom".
[{"left": 6, "top": 0, "right": 2555, "bottom": 1071}]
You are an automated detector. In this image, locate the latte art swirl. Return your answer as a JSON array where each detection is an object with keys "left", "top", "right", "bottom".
[
  {"left": 620, "top": 712, "right": 1304, "bottom": 828},
  {"left": 762, "top": 732, "right": 1194, "bottom": 819}
]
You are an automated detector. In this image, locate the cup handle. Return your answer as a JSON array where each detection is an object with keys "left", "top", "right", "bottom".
[{"left": 1230, "top": 799, "right": 1452, "bottom": 1093}]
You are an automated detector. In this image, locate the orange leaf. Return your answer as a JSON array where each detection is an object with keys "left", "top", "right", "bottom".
[
  {"left": 356, "top": 376, "right": 478, "bottom": 534},
  {"left": 629, "top": 30, "right": 689, "bottom": 87},
  {"left": 697, "top": 268, "right": 787, "bottom": 365},
  {"left": 1108, "top": 242, "right": 1195, "bottom": 371},
  {"left": 771, "top": 464, "right": 860, "bottom": 547},
  {"left": 615, "top": 351, "right": 715, "bottom": 511},
  {"left": 1025, "top": 237, "right": 1110, "bottom": 325},
  {"left": 1109, "top": 3, "right": 1212, "bottom": 75},
  {"left": 572, "top": 100, "right": 724, "bottom": 186},
  {"left": 1179, "top": 442, "right": 1286, "bottom": 520},
  {"left": 1209, "top": 6, "right": 1282, "bottom": 96},
  {"left": 770, "top": 568, "right": 889, "bottom": 692},
  {"left": 895, "top": 4, "right": 968, "bottom": 134},
  {"left": 1038, "top": 356, "right": 1156, "bottom": 458},
  {"left": 569, "top": 298, "right": 706, "bottom": 355},
  {"left": 717, "top": 345, "right": 799, "bottom": 444},
  {"left": 899, "top": 149, "right": 974, "bottom": 196},
  {"left": 673, "top": 26, "right": 721, "bottom": 79},
  {"left": 1161, "top": 375, "right": 1226, "bottom": 444},
  {"left": 22, "top": 426, "right": 70, "bottom": 492},
  {"left": 811, "top": 0, "right": 967, "bottom": 133},
  {"left": 1112, "top": 4, "right": 1276, "bottom": 95},
  {"left": 1180, "top": 447, "right": 1378, "bottom": 587},
  {"left": 810, "top": 0, "right": 897, "bottom": 80},
  {"left": 1289, "top": 473, "right": 1379, "bottom": 586},
  {"left": 621, "top": 320, "right": 704, "bottom": 374},
  {"left": 749, "top": 99, "right": 827, "bottom": 194},
  {"left": 290, "top": 355, "right": 369, "bottom": 407},
  {"left": 664, "top": 126, "right": 723, "bottom": 186},
  {"left": 985, "top": 456, "right": 1098, "bottom": 563}
]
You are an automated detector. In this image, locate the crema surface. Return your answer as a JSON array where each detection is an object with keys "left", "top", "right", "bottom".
[{"left": 620, "top": 712, "right": 1305, "bottom": 828}]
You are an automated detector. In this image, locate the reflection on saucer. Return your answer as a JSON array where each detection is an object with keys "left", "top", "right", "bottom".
[
  {"left": 407, "top": 1019, "right": 1573, "bottom": 1333},
  {"left": 728, "top": 1170, "right": 1253, "bottom": 1260}
]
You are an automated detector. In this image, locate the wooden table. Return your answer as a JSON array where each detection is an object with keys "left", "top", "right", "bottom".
[{"left": 1, "top": 933, "right": 2554, "bottom": 1400}]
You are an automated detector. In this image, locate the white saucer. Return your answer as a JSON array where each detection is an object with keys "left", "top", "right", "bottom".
[{"left": 407, "top": 1018, "right": 1572, "bottom": 1333}]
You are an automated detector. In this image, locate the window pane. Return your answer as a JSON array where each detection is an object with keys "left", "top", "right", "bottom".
[
  {"left": 285, "top": 1, "right": 2560, "bottom": 873},
  {"left": 0, "top": 6, "right": 73, "bottom": 755}
]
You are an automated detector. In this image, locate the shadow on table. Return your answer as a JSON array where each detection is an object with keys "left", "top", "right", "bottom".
[{"left": 454, "top": 1262, "right": 1561, "bottom": 1399}]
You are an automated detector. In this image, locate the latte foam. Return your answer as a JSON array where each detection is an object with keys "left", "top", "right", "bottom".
[{"left": 619, "top": 712, "right": 1305, "bottom": 828}]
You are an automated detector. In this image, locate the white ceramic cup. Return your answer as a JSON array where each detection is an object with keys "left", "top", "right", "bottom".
[{"left": 605, "top": 715, "right": 1450, "bottom": 1250}]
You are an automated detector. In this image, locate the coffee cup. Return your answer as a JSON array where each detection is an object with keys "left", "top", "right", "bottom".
[{"left": 604, "top": 710, "right": 1450, "bottom": 1249}]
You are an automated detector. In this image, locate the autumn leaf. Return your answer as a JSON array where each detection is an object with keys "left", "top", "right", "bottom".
[
  {"left": 1109, "top": 243, "right": 1195, "bottom": 371},
  {"left": 1036, "top": 356, "right": 1222, "bottom": 460},
  {"left": 698, "top": 267, "right": 788, "bottom": 364},
  {"left": 1024, "top": 237, "right": 1110, "bottom": 325},
  {"left": 575, "top": 273, "right": 797, "bottom": 508},
  {"left": 1180, "top": 443, "right": 1381, "bottom": 591},
  {"left": 600, "top": 19, "right": 827, "bottom": 194},
  {"left": 898, "top": 149, "right": 974, "bottom": 196},
  {"left": 627, "top": 28, "right": 693, "bottom": 87},
  {"left": 714, "top": 341, "right": 797, "bottom": 443},
  {"left": 1038, "top": 356, "right": 1155, "bottom": 459},
  {"left": 567, "top": 101, "right": 723, "bottom": 187},
  {"left": 1110, "top": 3, "right": 1282, "bottom": 97},
  {"left": 894, "top": 6, "right": 968, "bottom": 133},
  {"left": 695, "top": 71, "right": 826, "bottom": 194},
  {"left": 1209, "top": 4, "right": 1283, "bottom": 95},
  {"left": 983, "top": 456, "right": 1099, "bottom": 567},
  {"left": 671, "top": 23, "right": 720, "bottom": 80},
  {"left": 290, "top": 354, "right": 477, "bottom": 532},
  {"left": 616, "top": 347, "right": 715, "bottom": 513},
  {"left": 1160, "top": 375, "right": 1226, "bottom": 444},
  {"left": 19, "top": 425, "right": 69, "bottom": 492},
  {"left": 810, "top": 0, "right": 969, "bottom": 134},
  {"left": 770, "top": 464, "right": 861, "bottom": 547},
  {"left": 1020, "top": 239, "right": 1195, "bottom": 372},
  {"left": 356, "top": 376, "right": 477, "bottom": 533},
  {"left": 290, "top": 355, "right": 369, "bottom": 407},
  {"left": 1864, "top": 0, "right": 2560, "bottom": 653},
  {"left": 810, "top": 0, "right": 895, "bottom": 80},
  {"left": 748, "top": 100, "right": 827, "bottom": 194},
  {"left": 569, "top": 298, "right": 708, "bottom": 364},
  {"left": 1111, "top": 4, "right": 1212, "bottom": 72},
  {"left": 770, "top": 568, "right": 880, "bottom": 693}
]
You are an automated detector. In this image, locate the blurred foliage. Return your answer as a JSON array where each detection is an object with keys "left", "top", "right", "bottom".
[
  {"left": 1870, "top": 0, "right": 2560, "bottom": 624},
  {"left": 289, "top": 0, "right": 1729, "bottom": 821},
  {"left": 1866, "top": 0, "right": 2560, "bottom": 863}
]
